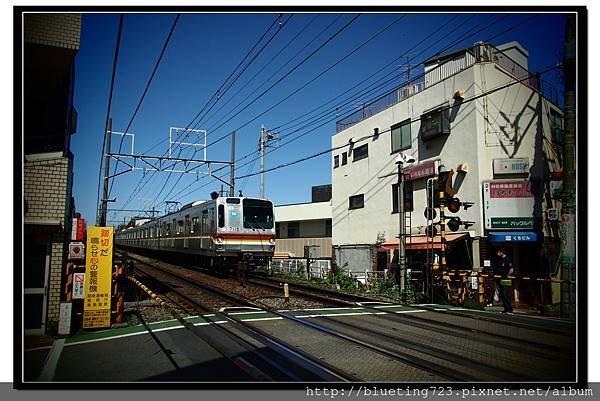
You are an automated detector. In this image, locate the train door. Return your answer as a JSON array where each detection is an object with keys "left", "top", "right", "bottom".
[
  {"left": 24, "top": 227, "right": 51, "bottom": 335},
  {"left": 184, "top": 215, "right": 190, "bottom": 249}
]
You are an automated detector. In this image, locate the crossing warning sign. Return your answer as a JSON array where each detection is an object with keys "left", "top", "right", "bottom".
[
  {"left": 73, "top": 272, "right": 85, "bottom": 299},
  {"left": 83, "top": 226, "right": 113, "bottom": 329}
]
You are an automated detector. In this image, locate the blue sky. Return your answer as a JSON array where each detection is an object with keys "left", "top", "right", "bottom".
[{"left": 72, "top": 12, "right": 567, "bottom": 226}]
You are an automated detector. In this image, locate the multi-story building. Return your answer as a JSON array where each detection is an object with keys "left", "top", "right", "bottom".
[
  {"left": 23, "top": 14, "right": 82, "bottom": 334},
  {"left": 332, "top": 41, "right": 563, "bottom": 303}
]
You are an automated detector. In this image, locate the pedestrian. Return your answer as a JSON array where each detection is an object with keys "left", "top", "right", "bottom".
[{"left": 495, "top": 248, "right": 514, "bottom": 313}]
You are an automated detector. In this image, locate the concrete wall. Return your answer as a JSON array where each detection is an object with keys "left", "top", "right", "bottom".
[{"left": 334, "top": 245, "right": 375, "bottom": 274}]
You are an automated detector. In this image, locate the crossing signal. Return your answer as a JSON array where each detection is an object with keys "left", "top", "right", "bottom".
[
  {"left": 447, "top": 198, "right": 475, "bottom": 213},
  {"left": 447, "top": 217, "right": 475, "bottom": 232}
]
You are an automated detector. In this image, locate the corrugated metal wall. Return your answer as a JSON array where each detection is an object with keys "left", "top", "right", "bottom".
[{"left": 275, "top": 237, "right": 332, "bottom": 257}]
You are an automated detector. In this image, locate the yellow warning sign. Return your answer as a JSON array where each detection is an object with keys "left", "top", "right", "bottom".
[{"left": 83, "top": 227, "right": 113, "bottom": 329}]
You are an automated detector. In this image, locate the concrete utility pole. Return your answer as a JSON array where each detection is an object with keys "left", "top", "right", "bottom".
[
  {"left": 259, "top": 124, "right": 277, "bottom": 199},
  {"left": 99, "top": 118, "right": 112, "bottom": 227},
  {"left": 560, "top": 14, "right": 576, "bottom": 320},
  {"left": 260, "top": 125, "right": 266, "bottom": 199}
]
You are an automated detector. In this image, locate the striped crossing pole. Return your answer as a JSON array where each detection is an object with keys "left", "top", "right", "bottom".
[{"left": 439, "top": 191, "right": 447, "bottom": 273}]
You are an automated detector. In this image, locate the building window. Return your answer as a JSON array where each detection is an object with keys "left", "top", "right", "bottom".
[
  {"left": 325, "top": 219, "right": 332, "bottom": 236},
  {"left": 288, "top": 222, "right": 300, "bottom": 238},
  {"left": 420, "top": 105, "right": 450, "bottom": 141},
  {"left": 353, "top": 144, "right": 368, "bottom": 162},
  {"left": 391, "top": 119, "right": 411, "bottom": 153},
  {"left": 550, "top": 109, "right": 563, "bottom": 143},
  {"left": 341, "top": 152, "right": 347, "bottom": 165},
  {"left": 275, "top": 222, "right": 281, "bottom": 238},
  {"left": 392, "top": 181, "right": 414, "bottom": 213},
  {"left": 333, "top": 155, "right": 340, "bottom": 168},
  {"left": 349, "top": 194, "right": 365, "bottom": 210}
]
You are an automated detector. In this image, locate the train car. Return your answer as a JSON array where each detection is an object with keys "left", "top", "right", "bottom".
[{"left": 114, "top": 195, "right": 275, "bottom": 269}]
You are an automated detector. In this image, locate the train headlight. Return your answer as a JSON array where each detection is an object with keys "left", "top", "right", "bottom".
[
  {"left": 269, "top": 238, "right": 276, "bottom": 245},
  {"left": 216, "top": 237, "right": 224, "bottom": 244}
]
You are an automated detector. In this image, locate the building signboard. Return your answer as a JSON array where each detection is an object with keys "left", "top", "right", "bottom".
[
  {"left": 561, "top": 214, "right": 576, "bottom": 263},
  {"left": 492, "top": 158, "right": 529, "bottom": 175},
  {"left": 489, "top": 231, "right": 538, "bottom": 242},
  {"left": 71, "top": 218, "right": 86, "bottom": 241},
  {"left": 483, "top": 180, "right": 535, "bottom": 230},
  {"left": 83, "top": 227, "right": 113, "bottom": 329},
  {"left": 405, "top": 160, "right": 438, "bottom": 181}
]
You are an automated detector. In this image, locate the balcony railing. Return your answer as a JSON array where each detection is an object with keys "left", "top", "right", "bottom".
[{"left": 336, "top": 43, "right": 560, "bottom": 133}]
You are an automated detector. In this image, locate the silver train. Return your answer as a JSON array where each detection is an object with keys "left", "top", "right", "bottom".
[{"left": 114, "top": 196, "right": 275, "bottom": 268}]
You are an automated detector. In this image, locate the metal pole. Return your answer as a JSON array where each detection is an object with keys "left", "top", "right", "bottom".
[
  {"left": 398, "top": 164, "right": 406, "bottom": 294},
  {"left": 260, "top": 125, "right": 265, "bottom": 198},
  {"left": 230, "top": 131, "right": 235, "bottom": 196},
  {"left": 439, "top": 190, "right": 447, "bottom": 273},
  {"left": 100, "top": 118, "right": 112, "bottom": 227},
  {"left": 561, "top": 14, "right": 576, "bottom": 320}
]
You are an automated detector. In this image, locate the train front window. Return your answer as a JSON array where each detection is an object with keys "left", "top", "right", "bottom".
[{"left": 243, "top": 199, "right": 274, "bottom": 229}]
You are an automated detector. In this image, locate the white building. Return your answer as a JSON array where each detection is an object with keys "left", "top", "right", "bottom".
[{"left": 331, "top": 41, "right": 563, "bottom": 303}]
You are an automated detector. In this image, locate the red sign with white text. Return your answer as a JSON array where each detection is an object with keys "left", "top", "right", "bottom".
[
  {"left": 488, "top": 181, "right": 533, "bottom": 199},
  {"left": 404, "top": 160, "right": 438, "bottom": 182}
]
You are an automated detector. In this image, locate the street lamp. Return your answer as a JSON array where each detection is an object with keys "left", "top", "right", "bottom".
[{"left": 396, "top": 153, "right": 415, "bottom": 297}]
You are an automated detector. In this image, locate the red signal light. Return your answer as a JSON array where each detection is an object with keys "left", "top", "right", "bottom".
[{"left": 447, "top": 198, "right": 461, "bottom": 213}]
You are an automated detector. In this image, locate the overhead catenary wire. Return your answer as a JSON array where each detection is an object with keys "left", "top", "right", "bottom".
[
  {"left": 108, "top": 13, "right": 181, "bottom": 198},
  {"left": 123, "top": 15, "right": 289, "bottom": 210},
  {"left": 117, "top": 13, "right": 543, "bottom": 221},
  {"left": 233, "top": 63, "right": 561, "bottom": 181},
  {"left": 157, "top": 13, "right": 535, "bottom": 204}
]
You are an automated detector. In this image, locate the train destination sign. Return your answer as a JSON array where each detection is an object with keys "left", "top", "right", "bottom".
[{"left": 83, "top": 226, "right": 113, "bottom": 329}]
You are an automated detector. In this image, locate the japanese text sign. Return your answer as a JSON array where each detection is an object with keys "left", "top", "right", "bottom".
[{"left": 83, "top": 227, "right": 113, "bottom": 329}]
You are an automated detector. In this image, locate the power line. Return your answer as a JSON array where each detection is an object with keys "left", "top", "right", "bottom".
[
  {"left": 201, "top": 14, "right": 362, "bottom": 148},
  {"left": 156, "top": 14, "right": 521, "bottom": 202},
  {"left": 108, "top": 13, "right": 181, "bottom": 197},
  {"left": 96, "top": 14, "right": 124, "bottom": 225},
  {"left": 234, "top": 63, "right": 561, "bottom": 181},
  {"left": 201, "top": 14, "right": 322, "bottom": 130},
  {"left": 122, "top": 15, "right": 287, "bottom": 210}
]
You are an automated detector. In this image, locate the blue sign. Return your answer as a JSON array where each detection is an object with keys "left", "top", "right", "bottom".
[{"left": 489, "top": 231, "right": 538, "bottom": 243}]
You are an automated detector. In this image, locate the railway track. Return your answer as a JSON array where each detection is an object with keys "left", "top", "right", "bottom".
[{"left": 118, "top": 251, "right": 575, "bottom": 382}]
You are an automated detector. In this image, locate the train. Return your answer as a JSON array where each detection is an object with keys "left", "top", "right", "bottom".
[{"left": 114, "top": 194, "right": 276, "bottom": 269}]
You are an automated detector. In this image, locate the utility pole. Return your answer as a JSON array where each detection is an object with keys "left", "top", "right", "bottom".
[
  {"left": 259, "top": 124, "right": 278, "bottom": 199},
  {"left": 260, "top": 125, "right": 266, "bottom": 199},
  {"left": 560, "top": 14, "right": 576, "bottom": 320},
  {"left": 230, "top": 131, "right": 235, "bottom": 196},
  {"left": 100, "top": 118, "right": 112, "bottom": 227}
]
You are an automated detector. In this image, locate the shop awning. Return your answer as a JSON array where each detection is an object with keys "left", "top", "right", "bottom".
[{"left": 379, "top": 233, "right": 470, "bottom": 251}]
